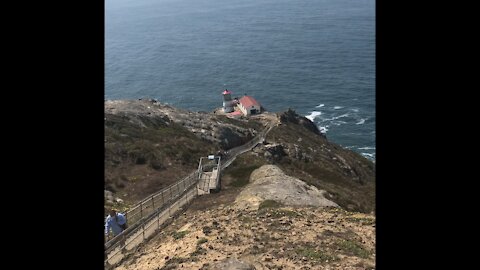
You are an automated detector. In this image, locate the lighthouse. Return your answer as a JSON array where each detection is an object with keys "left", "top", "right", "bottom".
[{"left": 222, "top": 89, "right": 234, "bottom": 113}]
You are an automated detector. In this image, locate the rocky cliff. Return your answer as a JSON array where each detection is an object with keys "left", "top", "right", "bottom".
[
  {"left": 105, "top": 99, "right": 267, "bottom": 206},
  {"left": 105, "top": 99, "right": 376, "bottom": 269},
  {"left": 105, "top": 99, "right": 375, "bottom": 213}
]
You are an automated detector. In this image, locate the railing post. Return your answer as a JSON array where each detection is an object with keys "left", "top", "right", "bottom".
[
  {"left": 140, "top": 203, "right": 143, "bottom": 220},
  {"left": 152, "top": 195, "right": 155, "bottom": 210}
]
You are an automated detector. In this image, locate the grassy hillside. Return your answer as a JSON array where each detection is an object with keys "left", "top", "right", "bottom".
[
  {"left": 105, "top": 113, "right": 217, "bottom": 204},
  {"left": 104, "top": 102, "right": 375, "bottom": 214},
  {"left": 266, "top": 120, "right": 375, "bottom": 213}
]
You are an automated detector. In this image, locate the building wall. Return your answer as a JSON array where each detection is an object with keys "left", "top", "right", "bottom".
[
  {"left": 250, "top": 104, "right": 261, "bottom": 114},
  {"left": 238, "top": 103, "right": 260, "bottom": 116},
  {"left": 238, "top": 103, "right": 248, "bottom": 116}
]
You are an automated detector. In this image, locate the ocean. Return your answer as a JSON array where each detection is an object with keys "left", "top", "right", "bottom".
[{"left": 106, "top": 0, "right": 375, "bottom": 160}]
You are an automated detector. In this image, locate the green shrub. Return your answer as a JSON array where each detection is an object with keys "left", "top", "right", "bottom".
[
  {"left": 258, "top": 200, "right": 283, "bottom": 209},
  {"left": 197, "top": 238, "right": 208, "bottom": 245},
  {"left": 336, "top": 239, "right": 371, "bottom": 259},
  {"left": 172, "top": 230, "right": 189, "bottom": 240}
]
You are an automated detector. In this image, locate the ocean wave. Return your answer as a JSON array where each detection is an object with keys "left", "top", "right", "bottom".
[
  {"left": 361, "top": 152, "right": 375, "bottom": 158},
  {"left": 318, "top": 125, "right": 329, "bottom": 134},
  {"left": 305, "top": 111, "right": 322, "bottom": 121},
  {"left": 332, "top": 120, "right": 348, "bottom": 126},
  {"left": 316, "top": 104, "right": 325, "bottom": 108},
  {"left": 334, "top": 106, "right": 344, "bottom": 110},
  {"left": 358, "top": 146, "right": 376, "bottom": 150},
  {"left": 351, "top": 108, "right": 359, "bottom": 112},
  {"left": 323, "top": 113, "right": 350, "bottom": 121},
  {"left": 356, "top": 119, "right": 366, "bottom": 125}
]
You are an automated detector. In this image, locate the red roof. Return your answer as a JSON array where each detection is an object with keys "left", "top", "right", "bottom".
[
  {"left": 222, "top": 90, "right": 232, "bottom": 95},
  {"left": 239, "top": 96, "right": 260, "bottom": 108},
  {"left": 228, "top": 111, "right": 243, "bottom": 116}
]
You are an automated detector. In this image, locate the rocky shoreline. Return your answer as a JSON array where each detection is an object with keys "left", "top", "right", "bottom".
[{"left": 105, "top": 99, "right": 376, "bottom": 269}]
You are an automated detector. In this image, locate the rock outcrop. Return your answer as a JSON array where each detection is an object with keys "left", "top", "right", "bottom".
[
  {"left": 234, "top": 165, "right": 338, "bottom": 210},
  {"left": 279, "top": 108, "right": 325, "bottom": 138},
  {"left": 106, "top": 99, "right": 376, "bottom": 270},
  {"left": 210, "top": 258, "right": 256, "bottom": 270},
  {"left": 105, "top": 99, "right": 263, "bottom": 150},
  {"left": 104, "top": 99, "right": 269, "bottom": 204},
  {"left": 105, "top": 99, "right": 375, "bottom": 213}
]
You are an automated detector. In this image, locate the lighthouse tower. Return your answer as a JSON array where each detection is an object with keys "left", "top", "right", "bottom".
[{"left": 222, "top": 89, "right": 234, "bottom": 113}]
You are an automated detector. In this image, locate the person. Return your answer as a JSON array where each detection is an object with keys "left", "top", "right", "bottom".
[{"left": 105, "top": 209, "right": 127, "bottom": 240}]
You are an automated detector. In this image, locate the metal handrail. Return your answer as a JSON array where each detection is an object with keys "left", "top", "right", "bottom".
[{"left": 105, "top": 121, "right": 276, "bottom": 265}]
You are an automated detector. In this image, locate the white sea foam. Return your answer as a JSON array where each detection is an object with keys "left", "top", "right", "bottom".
[
  {"left": 332, "top": 120, "right": 348, "bottom": 126},
  {"left": 351, "top": 108, "right": 359, "bottom": 112},
  {"left": 323, "top": 113, "right": 350, "bottom": 121},
  {"left": 316, "top": 104, "right": 325, "bottom": 108},
  {"left": 358, "top": 146, "right": 376, "bottom": 150},
  {"left": 334, "top": 106, "right": 343, "bottom": 110},
  {"left": 356, "top": 119, "right": 366, "bottom": 125},
  {"left": 305, "top": 111, "right": 322, "bottom": 121},
  {"left": 318, "top": 125, "right": 329, "bottom": 134},
  {"left": 361, "top": 153, "right": 375, "bottom": 158}
]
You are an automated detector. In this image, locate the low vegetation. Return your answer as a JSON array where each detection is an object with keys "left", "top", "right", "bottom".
[
  {"left": 336, "top": 239, "right": 372, "bottom": 259},
  {"left": 172, "top": 230, "right": 189, "bottom": 240},
  {"left": 105, "top": 112, "right": 216, "bottom": 203},
  {"left": 266, "top": 117, "right": 375, "bottom": 213},
  {"left": 196, "top": 238, "right": 208, "bottom": 245},
  {"left": 221, "top": 154, "right": 267, "bottom": 187},
  {"left": 295, "top": 247, "right": 337, "bottom": 262},
  {"left": 258, "top": 199, "right": 283, "bottom": 209}
]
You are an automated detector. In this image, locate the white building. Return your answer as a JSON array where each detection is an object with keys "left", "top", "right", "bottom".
[
  {"left": 222, "top": 89, "right": 235, "bottom": 113},
  {"left": 238, "top": 96, "right": 261, "bottom": 116}
]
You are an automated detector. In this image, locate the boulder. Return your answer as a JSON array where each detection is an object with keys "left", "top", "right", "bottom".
[
  {"left": 234, "top": 165, "right": 338, "bottom": 210},
  {"left": 210, "top": 258, "right": 256, "bottom": 270}
]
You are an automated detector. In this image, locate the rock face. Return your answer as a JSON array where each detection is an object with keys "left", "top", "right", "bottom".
[
  {"left": 105, "top": 99, "right": 263, "bottom": 150},
  {"left": 216, "top": 126, "right": 252, "bottom": 150},
  {"left": 210, "top": 258, "right": 256, "bottom": 270},
  {"left": 234, "top": 165, "right": 338, "bottom": 210},
  {"left": 104, "top": 99, "right": 270, "bottom": 205},
  {"left": 264, "top": 109, "right": 375, "bottom": 213},
  {"left": 279, "top": 108, "right": 325, "bottom": 138},
  {"left": 104, "top": 99, "right": 375, "bottom": 212}
]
